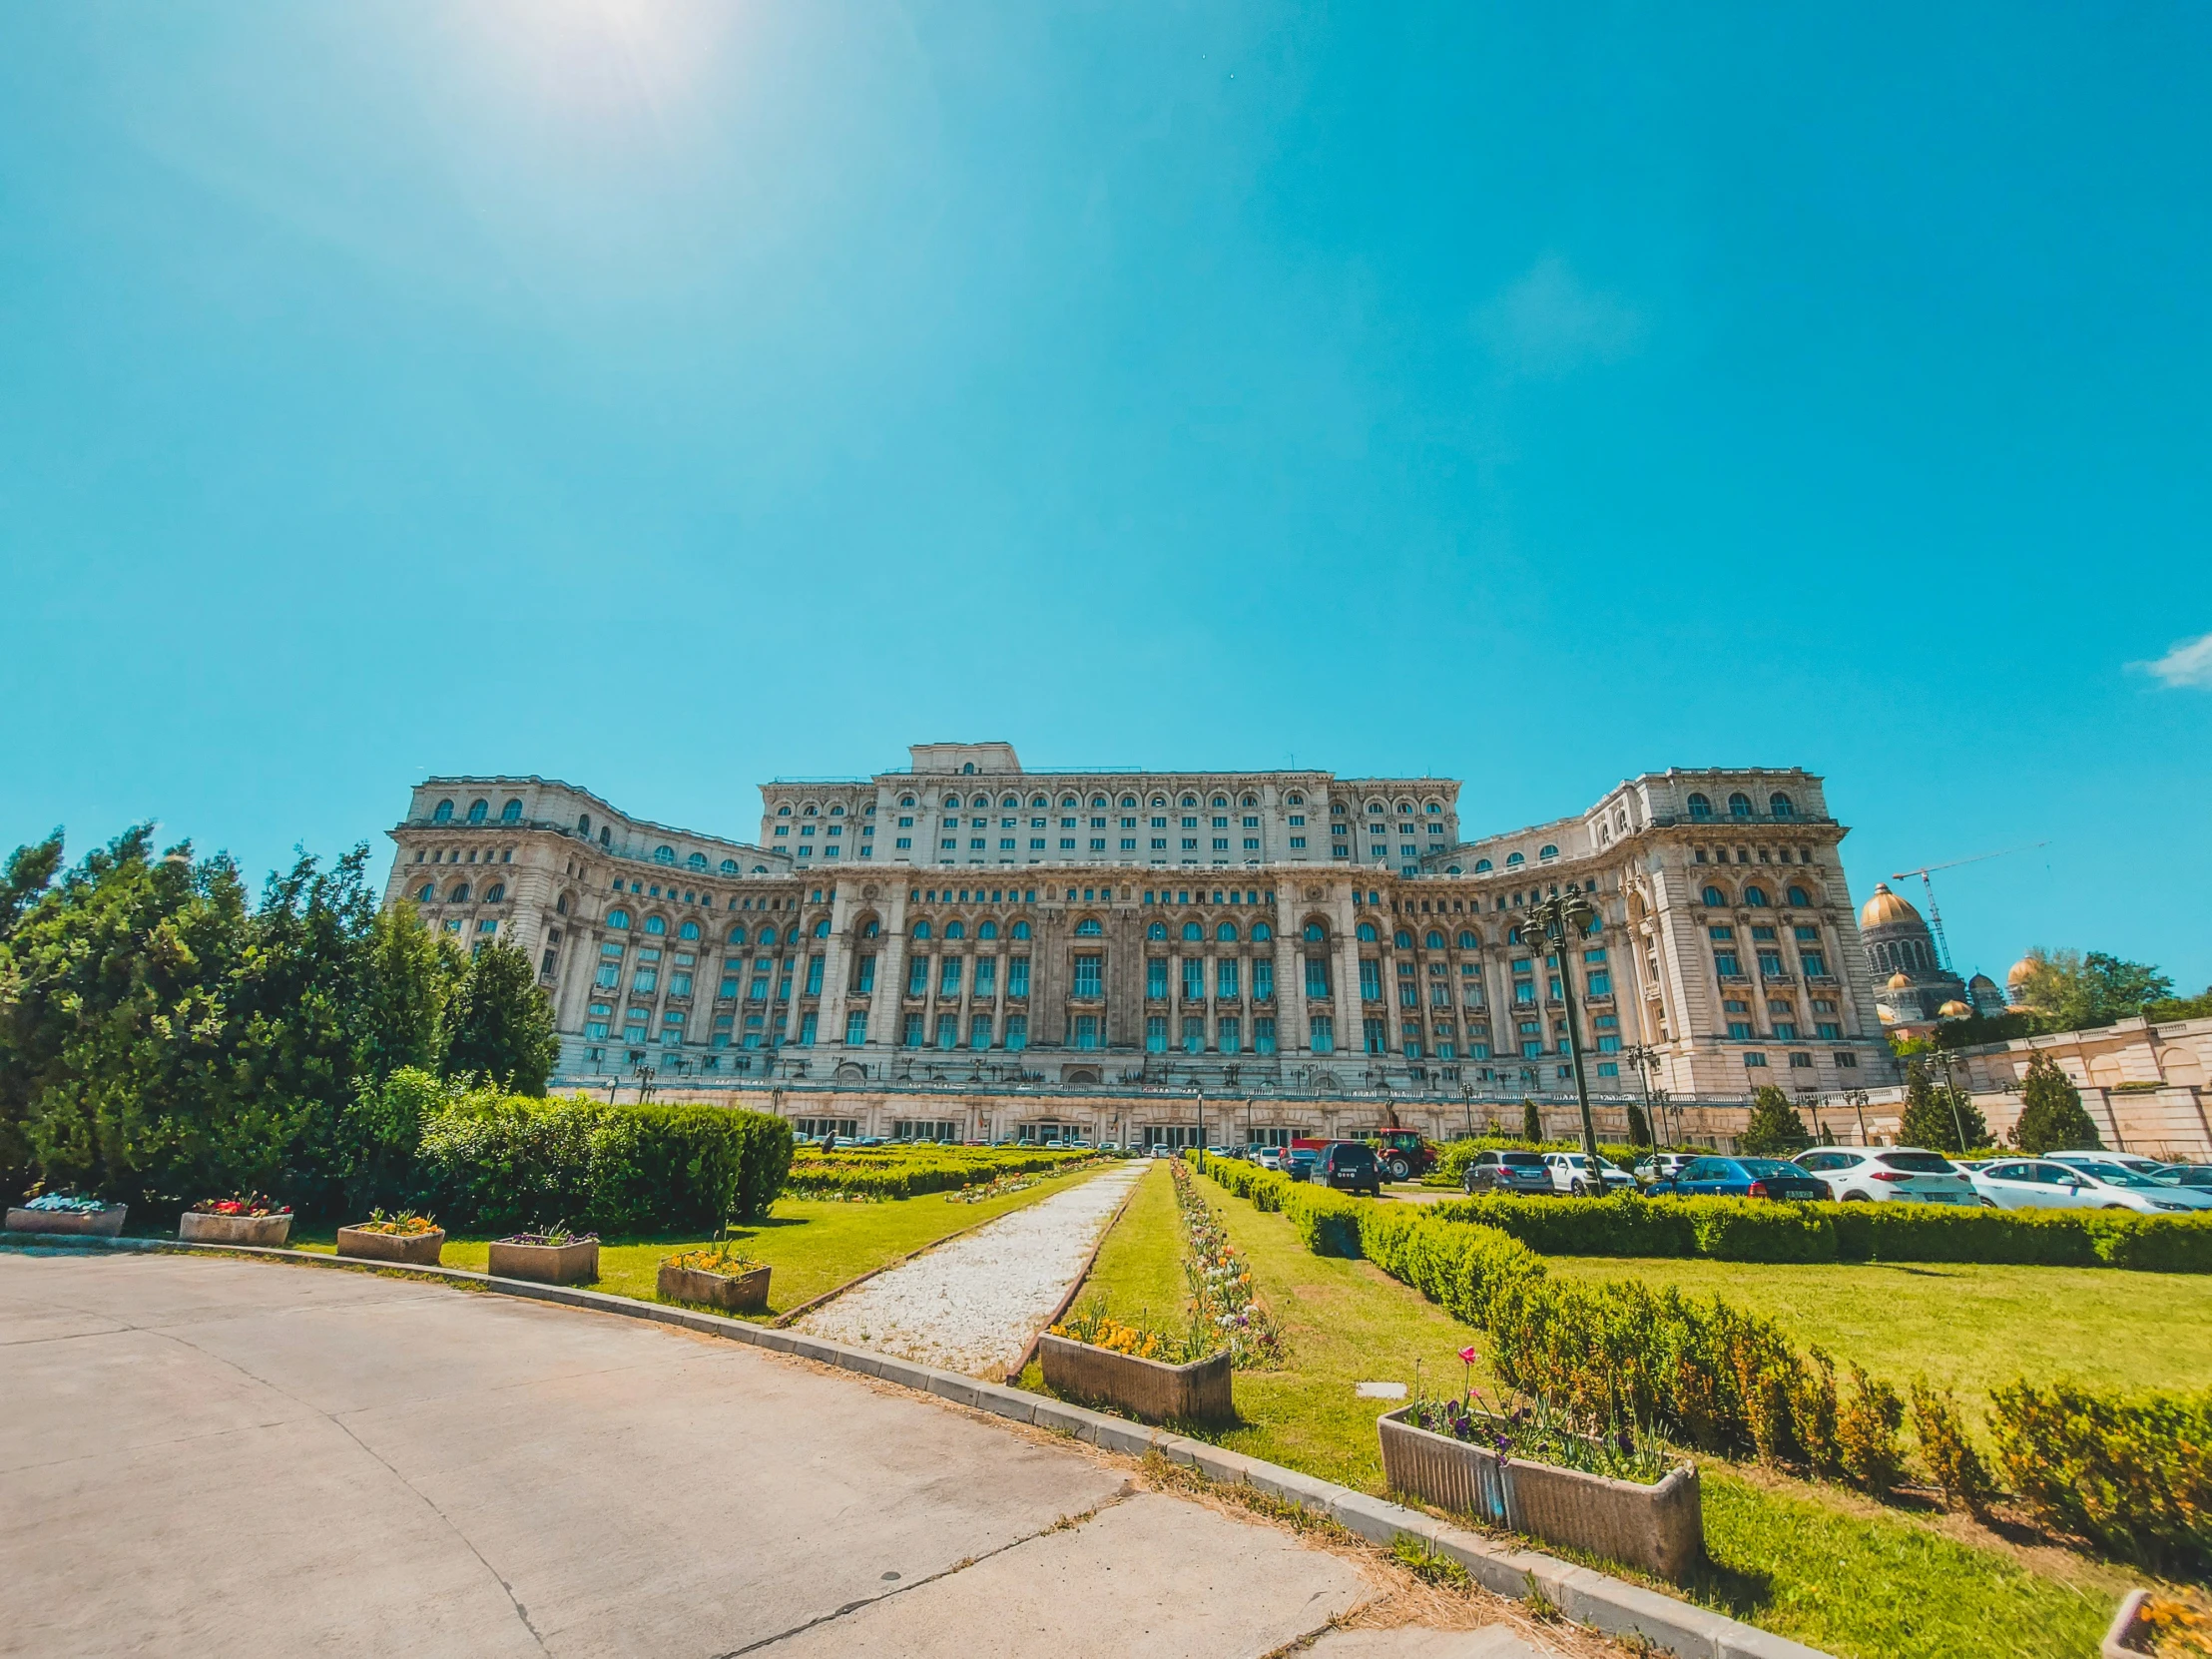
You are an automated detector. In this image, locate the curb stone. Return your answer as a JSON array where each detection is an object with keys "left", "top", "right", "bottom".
[{"left": 2, "top": 1233, "right": 1829, "bottom": 1659}]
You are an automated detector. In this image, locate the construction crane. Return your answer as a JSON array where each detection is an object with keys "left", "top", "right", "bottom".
[{"left": 1891, "top": 843, "right": 2049, "bottom": 974}]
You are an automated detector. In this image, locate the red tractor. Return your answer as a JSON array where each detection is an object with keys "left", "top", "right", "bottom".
[{"left": 1360, "top": 1120, "right": 1439, "bottom": 1183}]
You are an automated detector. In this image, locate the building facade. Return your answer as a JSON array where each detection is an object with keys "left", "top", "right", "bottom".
[{"left": 380, "top": 743, "right": 1897, "bottom": 1133}]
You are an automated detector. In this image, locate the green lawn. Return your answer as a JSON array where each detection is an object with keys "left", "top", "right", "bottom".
[
  {"left": 1541, "top": 1253, "right": 2212, "bottom": 1412},
  {"left": 1064, "top": 1177, "right": 2156, "bottom": 1659},
  {"left": 291, "top": 1161, "right": 1112, "bottom": 1321},
  {"left": 1069, "top": 1162, "right": 1188, "bottom": 1325}
]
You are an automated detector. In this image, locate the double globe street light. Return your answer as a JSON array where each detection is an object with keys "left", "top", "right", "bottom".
[{"left": 1520, "top": 890, "right": 1606, "bottom": 1189}]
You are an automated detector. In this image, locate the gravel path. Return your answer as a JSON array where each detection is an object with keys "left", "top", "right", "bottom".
[{"left": 797, "top": 1161, "right": 1150, "bottom": 1379}]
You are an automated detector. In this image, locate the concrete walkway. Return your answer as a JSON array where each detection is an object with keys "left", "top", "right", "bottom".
[
  {"left": 0, "top": 1250, "right": 1443, "bottom": 1659},
  {"left": 797, "top": 1160, "right": 1147, "bottom": 1378}
]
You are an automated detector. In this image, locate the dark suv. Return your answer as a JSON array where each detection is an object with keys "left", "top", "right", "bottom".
[
  {"left": 1313, "top": 1140, "right": 1383, "bottom": 1197},
  {"left": 1460, "top": 1149, "right": 1554, "bottom": 1197}
]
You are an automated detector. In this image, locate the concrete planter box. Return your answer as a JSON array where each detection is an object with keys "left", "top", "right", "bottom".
[
  {"left": 7, "top": 1205, "right": 127, "bottom": 1238},
  {"left": 179, "top": 1211, "right": 292, "bottom": 1247},
  {"left": 1038, "top": 1333, "right": 1234, "bottom": 1425},
  {"left": 488, "top": 1238, "right": 599, "bottom": 1285},
  {"left": 335, "top": 1225, "right": 445, "bottom": 1266},
  {"left": 1378, "top": 1404, "right": 1702, "bottom": 1583},
  {"left": 2102, "top": 1589, "right": 2154, "bottom": 1657},
  {"left": 658, "top": 1260, "right": 771, "bottom": 1313}
]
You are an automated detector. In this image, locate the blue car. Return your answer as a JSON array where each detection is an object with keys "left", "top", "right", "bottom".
[{"left": 1649, "top": 1156, "right": 1827, "bottom": 1201}]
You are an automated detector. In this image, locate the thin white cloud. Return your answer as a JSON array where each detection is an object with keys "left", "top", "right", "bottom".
[
  {"left": 1474, "top": 255, "right": 1643, "bottom": 377},
  {"left": 2138, "top": 631, "right": 2212, "bottom": 689}
]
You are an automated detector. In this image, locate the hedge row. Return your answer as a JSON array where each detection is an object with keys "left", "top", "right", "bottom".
[
  {"left": 1422, "top": 1192, "right": 2212, "bottom": 1273},
  {"left": 1190, "top": 1154, "right": 2212, "bottom": 1570},
  {"left": 784, "top": 1148, "right": 1087, "bottom": 1200},
  {"left": 1431, "top": 1138, "right": 1644, "bottom": 1187},
  {"left": 416, "top": 1095, "right": 791, "bottom": 1235}
]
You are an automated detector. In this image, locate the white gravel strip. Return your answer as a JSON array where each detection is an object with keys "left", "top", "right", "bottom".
[{"left": 796, "top": 1161, "right": 1150, "bottom": 1380}]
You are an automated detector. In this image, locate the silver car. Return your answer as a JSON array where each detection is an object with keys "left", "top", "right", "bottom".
[{"left": 1792, "top": 1147, "right": 1977, "bottom": 1205}]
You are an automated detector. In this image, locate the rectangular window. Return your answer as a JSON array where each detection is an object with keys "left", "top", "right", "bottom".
[
  {"left": 1398, "top": 983, "right": 1418, "bottom": 1008},
  {"left": 1182, "top": 1016, "right": 1205, "bottom": 1053},
  {"left": 1072, "top": 1015, "right": 1100, "bottom": 1049},
  {"left": 669, "top": 972, "right": 693, "bottom": 996},
  {"left": 1744, "top": 1052, "right": 1769, "bottom": 1067},
  {"left": 805, "top": 955, "right": 825, "bottom": 995},
  {"left": 1073, "top": 954, "right": 1102, "bottom": 998},
  {"left": 1586, "top": 971, "right": 1611, "bottom": 996},
  {"left": 1430, "top": 983, "right": 1450, "bottom": 1007},
  {"left": 1146, "top": 1015, "right": 1167, "bottom": 1052},
  {"left": 1009, "top": 956, "right": 1030, "bottom": 997},
  {"left": 1401, "top": 1023, "right": 1423, "bottom": 1058},
  {"left": 719, "top": 973, "right": 740, "bottom": 999},
  {"left": 852, "top": 954, "right": 875, "bottom": 993},
  {"left": 799, "top": 1012, "right": 818, "bottom": 1046},
  {"left": 1817, "top": 1021, "right": 1842, "bottom": 1040},
  {"left": 1364, "top": 1016, "right": 1385, "bottom": 1054},
  {"left": 1002, "top": 1013, "right": 1026, "bottom": 1050},
  {"left": 1714, "top": 952, "right": 1741, "bottom": 977},
  {"left": 595, "top": 962, "right": 620, "bottom": 988},
  {"left": 900, "top": 1011, "right": 923, "bottom": 1046},
  {"left": 905, "top": 956, "right": 928, "bottom": 996},
  {"left": 1217, "top": 958, "right": 1239, "bottom": 999},
  {"left": 1520, "top": 1040, "right": 1542, "bottom": 1058},
  {"left": 926, "top": 1013, "right": 954, "bottom": 1048},
  {"left": 585, "top": 1020, "right": 609, "bottom": 1040},
  {"left": 1597, "top": 1034, "right": 1622, "bottom": 1052},
  {"left": 1288, "top": 836, "right": 1306, "bottom": 849},
  {"left": 1774, "top": 1021, "right": 1798, "bottom": 1039},
  {"left": 1359, "top": 960, "right": 1382, "bottom": 1000},
  {"left": 1217, "top": 1016, "right": 1241, "bottom": 1054},
  {"left": 973, "top": 956, "right": 996, "bottom": 996},
  {"left": 1758, "top": 952, "right": 1784, "bottom": 977},
  {"left": 1309, "top": 1014, "right": 1336, "bottom": 1054},
  {"left": 1060, "top": 837, "right": 1076, "bottom": 850},
  {"left": 1802, "top": 951, "right": 1829, "bottom": 977},
  {"left": 1182, "top": 957, "right": 1205, "bottom": 1000},
  {"left": 844, "top": 1011, "right": 868, "bottom": 1046},
  {"left": 1147, "top": 958, "right": 1168, "bottom": 998},
  {"left": 1708, "top": 925, "right": 1734, "bottom": 941},
  {"left": 1255, "top": 1016, "right": 1277, "bottom": 1055},
  {"left": 1513, "top": 981, "right": 1535, "bottom": 1004},
  {"left": 1470, "top": 1041, "right": 1490, "bottom": 1060},
  {"left": 1728, "top": 1020, "right": 1752, "bottom": 1039},
  {"left": 970, "top": 1014, "right": 993, "bottom": 1049},
  {"left": 1253, "top": 959, "right": 1274, "bottom": 1000},
  {"left": 633, "top": 968, "right": 658, "bottom": 993},
  {"left": 939, "top": 957, "right": 962, "bottom": 996},
  {"left": 750, "top": 977, "right": 769, "bottom": 1001},
  {"left": 1306, "top": 959, "right": 1331, "bottom": 998}
]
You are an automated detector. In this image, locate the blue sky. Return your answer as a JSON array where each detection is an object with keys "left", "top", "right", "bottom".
[{"left": 5, "top": 2, "right": 2209, "bottom": 992}]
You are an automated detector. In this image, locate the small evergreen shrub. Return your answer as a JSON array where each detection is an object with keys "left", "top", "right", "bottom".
[
  {"left": 1909, "top": 1376, "right": 1993, "bottom": 1516},
  {"left": 1988, "top": 1381, "right": 2212, "bottom": 1574},
  {"left": 1837, "top": 1367, "right": 1907, "bottom": 1493}
]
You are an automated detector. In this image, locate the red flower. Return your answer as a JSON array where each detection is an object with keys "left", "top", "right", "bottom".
[{"left": 1457, "top": 1345, "right": 1479, "bottom": 1365}]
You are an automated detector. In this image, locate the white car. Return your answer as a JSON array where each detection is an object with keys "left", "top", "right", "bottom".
[
  {"left": 1542, "top": 1152, "right": 1636, "bottom": 1197},
  {"left": 1253, "top": 1148, "right": 1285, "bottom": 1172},
  {"left": 2035, "top": 1156, "right": 2212, "bottom": 1213},
  {"left": 1792, "top": 1147, "right": 1977, "bottom": 1205},
  {"left": 2046, "top": 1150, "right": 2174, "bottom": 1182}
]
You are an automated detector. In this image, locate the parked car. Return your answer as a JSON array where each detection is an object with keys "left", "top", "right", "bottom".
[
  {"left": 2036, "top": 1155, "right": 2212, "bottom": 1212},
  {"left": 1633, "top": 1151, "right": 1699, "bottom": 1189},
  {"left": 1148, "top": 1144, "right": 1175, "bottom": 1159},
  {"left": 1312, "top": 1140, "right": 1383, "bottom": 1197},
  {"left": 1647, "top": 1155, "right": 1828, "bottom": 1201},
  {"left": 1542, "top": 1152, "right": 1637, "bottom": 1197},
  {"left": 1252, "top": 1147, "right": 1285, "bottom": 1171},
  {"left": 1792, "top": 1147, "right": 1977, "bottom": 1204},
  {"left": 1286, "top": 1148, "right": 1321, "bottom": 1183},
  {"left": 2155, "top": 1163, "right": 2212, "bottom": 1189},
  {"left": 1459, "top": 1149, "right": 1554, "bottom": 1197}
]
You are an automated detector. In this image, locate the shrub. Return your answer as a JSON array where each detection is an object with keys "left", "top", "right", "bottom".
[
  {"left": 1738, "top": 1085, "right": 1808, "bottom": 1155},
  {"left": 1430, "top": 1193, "right": 1698, "bottom": 1258},
  {"left": 1791, "top": 1347, "right": 1842, "bottom": 1476},
  {"left": 2011, "top": 1053, "right": 2102, "bottom": 1155},
  {"left": 1521, "top": 1099, "right": 1541, "bottom": 1142},
  {"left": 786, "top": 1147, "right": 1078, "bottom": 1200},
  {"left": 1909, "top": 1376, "right": 1993, "bottom": 1515},
  {"left": 1837, "top": 1367, "right": 1906, "bottom": 1493},
  {"left": 1681, "top": 1198, "right": 1836, "bottom": 1264},
  {"left": 1988, "top": 1382, "right": 2212, "bottom": 1574}
]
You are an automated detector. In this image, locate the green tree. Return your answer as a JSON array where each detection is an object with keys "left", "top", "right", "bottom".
[
  {"left": 443, "top": 937, "right": 559, "bottom": 1095},
  {"left": 1738, "top": 1084, "right": 1808, "bottom": 1154},
  {"left": 2015, "top": 948, "right": 2174, "bottom": 1031},
  {"left": 1520, "top": 1098, "right": 1542, "bottom": 1143},
  {"left": 1898, "top": 1060, "right": 1988, "bottom": 1153},
  {"left": 2010, "top": 1052, "right": 2102, "bottom": 1155},
  {"left": 1625, "top": 1101, "right": 1651, "bottom": 1147}
]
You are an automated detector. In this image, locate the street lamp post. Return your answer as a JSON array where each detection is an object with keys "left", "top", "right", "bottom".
[
  {"left": 1846, "top": 1087, "right": 1870, "bottom": 1146},
  {"left": 1935, "top": 1046, "right": 1972, "bottom": 1154},
  {"left": 1523, "top": 892, "right": 1602, "bottom": 1190},
  {"left": 1620, "top": 1042, "right": 1662, "bottom": 1149},
  {"left": 1461, "top": 1080, "right": 1476, "bottom": 1141}
]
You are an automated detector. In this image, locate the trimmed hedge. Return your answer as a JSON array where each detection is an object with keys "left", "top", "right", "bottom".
[
  {"left": 1422, "top": 1191, "right": 2212, "bottom": 1273},
  {"left": 1988, "top": 1381, "right": 2212, "bottom": 1574},
  {"left": 415, "top": 1095, "right": 791, "bottom": 1234},
  {"left": 785, "top": 1148, "right": 1086, "bottom": 1200}
]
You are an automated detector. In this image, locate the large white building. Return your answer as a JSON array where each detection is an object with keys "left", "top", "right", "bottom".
[{"left": 381, "top": 742, "right": 1897, "bottom": 1138}]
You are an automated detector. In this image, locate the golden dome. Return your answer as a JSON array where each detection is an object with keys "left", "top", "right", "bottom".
[
  {"left": 1885, "top": 970, "right": 1914, "bottom": 990},
  {"left": 2006, "top": 956, "right": 2036, "bottom": 986},
  {"left": 1937, "top": 999, "right": 1972, "bottom": 1018},
  {"left": 1860, "top": 881, "right": 1923, "bottom": 930}
]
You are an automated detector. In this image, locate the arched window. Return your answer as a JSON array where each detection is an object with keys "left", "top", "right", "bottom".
[
  {"left": 802, "top": 805, "right": 819, "bottom": 818},
  {"left": 1687, "top": 793, "right": 1713, "bottom": 821},
  {"left": 759, "top": 926, "right": 780, "bottom": 946},
  {"left": 830, "top": 805, "right": 844, "bottom": 817},
  {"left": 1146, "top": 921, "right": 1167, "bottom": 940},
  {"left": 1062, "top": 795, "right": 1078, "bottom": 808},
  {"left": 679, "top": 920, "right": 701, "bottom": 940},
  {"left": 1357, "top": 922, "right": 1379, "bottom": 942},
  {"left": 720, "top": 859, "right": 738, "bottom": 873},
  {"left": 1702, "top": 886, "right": 1726, "bottom": 907},
  {"left": 484, "top": 883, "right": 506, "bottom": 903},
  {"left": 433, "top": 800, "right": 454, "bottom": 824},
  {"left": 1539, "top": 844, "right": 1558, "bottom": 859},
  {"left": 945, "top": 921, "right": 966, "bottom": 939},
  {"left": 1093, "top": 796, "right": 1109, "bottom": 808},
  {"left": 1770, "top": 793, "right": 1795, "bottom": 819},
  {"left": 1507, "top": 927, "right": 1522, "bottom": 945},
  {"left": 1075, "top": 916, "right": 1104, "bottom": 936},
  {"left": 1216, "top": 921, "right": 1239, "bottom": 942},
  {"left": 861, "top": 919, "right": 880, "bottom": 938},
  {"left": 1425, "top": 802, "right": 1442, "bottom": 816},
  {"left": 1445, "top": 864, "right": 1462, "bottom": 875},
  {"left": 1182, "top": 921, "right": 1203, "bottom": 940},
  {"left": 449, "top": 882, "right": 471, "bottom": 902},
  {"left": 1744, "top": 885, "right": 1769, "bottom": 907},
  {"left": 687, "top": 852, "right": 708, "bottom": 870},
  {"left": 1473, "top": 859, "right": 1492, "bottom": 872},
  {"left": 727, "top": 924, "right": 747, "bottom": 944},
  {"left": 1392, "top": 928, "right": 1412, "bottom": 947},
  {"left": 1786, "top": 885, "right": 1810, "bottom": 907},
  {"left": 961, "top": 763, "right": 974, "bottom": 774},
  {"left": 899, "top": 796, "right": 915, "bottom": 808},
  {"left": 466, "top": 800, "right": 488, "bottom": 824},
  {"left": 500, "top": 799, "right": 522, "bottom": 823},
  {"left": 1286, "top": 792, "right": 1304, "bottom": 806},
  {"left": 599, "top": 828, "right": 611, "bottom": 847},
  {"left": 1011, "top": 920, "right": 1032, "bottom": 939},
  {"left": 944, "top": 795, "right": 962, "bottom": 808},
  {"left": 1120, "top": 796, "right": 1136, "bottom": 808},
  {"left": 1505, "top": 852, "right": 1524, "bottom": 867},
  {"left": 1367, "top": 802, "right": 1384, "bottom": 815},
  {"left": 1729, "top": 793, "right": 1753, "bottom": 819},
  {"left": 1456, "top": 929, "right": 1478, "bottom": 948},
  {"left": 608, "top": 908, "right": 631, "bottom": 929},
  {"left": 414, "top": 882, "right": 436, "bottom": 902},
  {"left": 1211, "top": 796, "right": 1227, "bottom": 808},
  {"left": 556, "top": 894, "right": 569, "bottom": 915},
  {"left": 912, "top": 921, "right": 933, "bottom": 940},
  {"left": 1304, "top": 920, "right": 1328, "bottom": 942},
  {"left": 654, "top": 845, "right": 675, "bottom": 864},
  {"left": 976, "top": 919, "right": 998, "bottom": 939},
  {"left": 577, "top": 814, "right": 591, "bottom": 834},
  {"left": 1180, "top": 795, "right": 1197, "bottom": 808},
  {"left": 1252, "top": 921, "right": 1273, "bottom": 942},
  {"left": 644, "top": 915, "right": 668, "bottom": 935},
  {"left": 1424, "top": 929, "right": 1444, "bottom": 949},
  {"left": 814, "top": 919, "right": 830, "bottom": 938},
  {"left": 778, "top": 806, "right": 793, "bottom": 818}
]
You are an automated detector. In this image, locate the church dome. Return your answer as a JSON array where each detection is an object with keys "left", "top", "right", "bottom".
[
  {"left": 1860, "top": 882, "right": 1923, "bottom": 930},
  {"left": 1937, "top": 999, "right": 1972, "bottom": 1018},
  {"left": 1968, "top": 973, "right": 1997, "bottom": 990},
  {"left": 2006, "top": 956, "right": 2036, "bottom": 986},
  {"left": 1885, "top": 970, "right": 1914, "bottom": 990}
]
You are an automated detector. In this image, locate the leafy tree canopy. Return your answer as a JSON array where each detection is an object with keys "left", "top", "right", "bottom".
[
  {"left": 1898, "top": 1059, "right": 1989, "bottom": 1154},
  {"left": 1739, "top": 1085, "right": 1809, "bottom": 1155},
  {"left": 2011, "top": 1053, "right": 2103, "bottom": 1155},
  {"left": 2014, "top": 948, "right": 2174, "bottom": 1031}
]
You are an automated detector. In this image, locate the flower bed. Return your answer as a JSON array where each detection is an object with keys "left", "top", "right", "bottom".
[
  {"left": 335, "top": 1211, "right": 445, "bottom": 1266},
  {"left": 6, "top": 1193, "right": 127, "bottom": 1238},
  {"left": 1040, "top": 1304, "right": 1232, "bottom": 1424},
  {"left": 1170, "top": 1160, "right": 1284, "bottom": 1367},
  {"left": 178, "top": 1194, "right": 292, "bottom": 1247},
  {"left": 487, "top": 1225, "right": 600, "bottom": 1285},
  {"left": 658, "top": 1246, "right": 771, "bottom": 1312}
]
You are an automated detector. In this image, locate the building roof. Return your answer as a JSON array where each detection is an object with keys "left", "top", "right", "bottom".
[{"left": 1860, "top": 881, "right": 1924, "bottom": 930}]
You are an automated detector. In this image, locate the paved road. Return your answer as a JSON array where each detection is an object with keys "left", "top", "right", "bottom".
[
  {"left": 798, "top": 1160, "right": 1147, "bottom": 1378},
  {"left": 0, "top": 1251, "right": 1404, "bottom": 1658}
]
